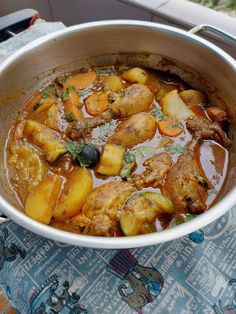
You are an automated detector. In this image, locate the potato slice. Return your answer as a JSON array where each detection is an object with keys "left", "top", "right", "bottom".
[
  {"left": 9, "top": 142, "right": 47, "bottom": 192},
  {"left": 53, "top": 167, "right": 93, "bottom": 219},
  {"left": 160, "top": 89, "right": 195, "bottom": 120},
  {"left": 105, "top": 75, "right": 124, "bottom": 92},
  {"left": 120, "top": 192, "right": 174, "bottom": 236},
  {"left": 179, "top": 90, "right": 207, "bottom": 107},
  {"left": 122, "top": 67, "right": 148, "bottom": 84},
  {"left": 24, "top": 120, "right": 67, "bottom": 163},
  {"left": 65, "top": 71, "right": 96, "bottom": 89},
  {"left": 97, "top": 144, "right": 125, "bottom": 176},
  {"left": 34, "top": 96, "right": 56, "bottom": 113},
  {"left": 25, "top": 174, "right": 62, "bottom": 224}
]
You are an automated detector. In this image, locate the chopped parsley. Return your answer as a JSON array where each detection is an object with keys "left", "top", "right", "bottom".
[
  {"left": 120, "top": 152, "right": 136, "bottom": 179},
  {"left": 78, "top": 88, "right": 91, "bottom": 99},
  {"left": 208, "top": 188, "right": 217, "bottom": 194},
  {"left": 194, "top": 173, "right": 209, "bottom": 189},
  {"left": 120, "top": 147, "right": 155, "bottom": 179},
  {"left": 65, "top": 140, "right": 83, "bottom": 160},
  {"left": 151, "top": 108, "right": 166, "bottom": 121},
  {"left": 99, "top": 121, "right": 116, "bottom": 133},
  {"left": 95, "top": 66, "right": 115, "bottom": 76},
  {"left": 64, "top": 113, "right": 74, "bottom": 122},
  {"left": 63, "top": 86, "right": 75, "bottom": 100},
  {"left": 76, "top": 154, "right": 90, "bottom": 168},
  {"left": 40, "top": 85, "right": 56, "bottom": 98},
  {"left": 119, "top": 66, "right": 129, "bottom": 74},
  {"left": 166, "top": 144, "right": 185, "bottom": 155}
]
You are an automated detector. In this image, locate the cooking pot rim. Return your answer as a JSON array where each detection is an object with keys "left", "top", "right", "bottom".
[{"left": 0, "top": 20, "right": 235, "bottom": 248}]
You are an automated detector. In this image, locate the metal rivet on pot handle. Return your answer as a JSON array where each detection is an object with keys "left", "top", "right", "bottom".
[{"left": 189, "top": 24, "right": 236, "bottom": 45}]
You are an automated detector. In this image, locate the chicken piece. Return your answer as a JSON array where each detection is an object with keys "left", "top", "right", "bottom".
[
  {"left": 206, "top": 106, "right": 230, "bottom": 131},
  {"left": 81, "top": 181, "right": 136, "bottom": 236},
  {"left": 163, "top": 140, "right": 210, "bottom": 214},
  {"left": 107, "top": 113, "right": 156, "bottom": 148},
  {"left": 120, "top": 192, "right": 174, "bottom": 236},
  {"left": 68, "top": 84, "right": 153, "bottom": 139},
  {"left": 128, "top": 153, "right": 172, "bottom": 189},
  {"left": 187, "top": 115, "right": 230, "bottom": 148},
  {"left": 111, "top": 83, "right": 153, "bottom": 117}
]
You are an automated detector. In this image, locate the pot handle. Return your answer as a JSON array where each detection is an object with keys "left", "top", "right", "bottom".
[{"left": 189, "top": 24, "right": 236, "bottom": 45}]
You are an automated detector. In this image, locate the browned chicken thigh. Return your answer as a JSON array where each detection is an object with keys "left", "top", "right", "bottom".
[
  {"left": 108, "top": 113, "right": 156, "bottom": 148},
  {"left": 187, "top": 115, "right": 230, "bottom": 148},
  {"left": 128, "top": 153, "right": 172, "bottom": 189},
  {"left": 163, "top": 140, "right": 210, "bottom": 214},
  {"left": 68, "top": 83, "right": 153, "bottom": 139}
]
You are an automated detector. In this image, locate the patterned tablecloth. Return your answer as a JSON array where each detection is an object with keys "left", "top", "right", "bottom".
[{"left": 1, "top": 20, "right": 236, "bottom": 314}]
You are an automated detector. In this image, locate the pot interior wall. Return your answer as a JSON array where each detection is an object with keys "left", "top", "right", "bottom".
[{"left": 0, "top": 23, "right": 236, "bottom": 216}]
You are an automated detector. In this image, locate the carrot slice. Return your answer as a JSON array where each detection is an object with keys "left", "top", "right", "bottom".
[
  {"left": 85, "top": 92, "right": 108, "bottom": 116},
  {"left": 158, "top": 118, "right": 183, "bottom": 137},
  {"left": 64, "top": 89, "right": 83, "bottom": 119},
  {"left": 65, "top": 71, "right": 96, "bottom": 89}
]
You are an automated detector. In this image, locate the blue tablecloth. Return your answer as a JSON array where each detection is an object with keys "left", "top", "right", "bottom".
[
  {"left": 1, "top": 19, "right": 236, "bottom": 314},
  {"left": 1, "top": 207, "right": 236, "bottom": 314}
]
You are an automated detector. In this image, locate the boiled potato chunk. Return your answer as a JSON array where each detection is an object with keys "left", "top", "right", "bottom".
[
  {"left": 105, "top": 75, "right": 124, "bottom": 92},
  {"left": 53, "top": 167, "right": 93, "bottom": 219},
  {"left": 108, "top": 113, "right": 156, "bottom": 148},
  {"left": 35, "top": 96, "right": 56, "bottom": 113},
  {"left": 122, "top": 67, "right": 148, "bottom": 84},
  {"left": 97, "top": 144, "right": 125, "bottom": 176},
  {"left": 25, "top": 174, "right": 62, "bottom": 224},
  {"left": 24, "top": 120, "right": 67, "bottom": 162},
  {"left": 160, "top": 89, "right": 195, "bottom": 120},
  {"left": 120, "top": 192, "right": 174, "bottom": 236},
  {"left": 179, "top": 90, "right": 207, "bottom": 107},
  {"left": 9, "top": 142, "right": 47, "bottom": 192}
]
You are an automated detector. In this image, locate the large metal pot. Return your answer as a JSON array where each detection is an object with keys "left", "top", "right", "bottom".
[{"left": 0, "top": 20, "right": 235, "bottom": 248}]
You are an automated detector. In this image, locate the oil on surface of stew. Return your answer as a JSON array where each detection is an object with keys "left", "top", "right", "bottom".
[{"left": 5, "top": 65, "right": 231, "bottom": 236}]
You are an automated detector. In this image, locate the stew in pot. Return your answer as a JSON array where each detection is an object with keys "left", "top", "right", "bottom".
[{"left": 5, "top": 65, "right": 231, "bottom": 236}]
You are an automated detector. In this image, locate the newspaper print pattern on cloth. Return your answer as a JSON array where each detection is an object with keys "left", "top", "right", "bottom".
[{"left": 0, "top": 205, "right": 236, "bottom": 314}]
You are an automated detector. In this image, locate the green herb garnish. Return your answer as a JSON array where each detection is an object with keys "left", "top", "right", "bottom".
[
  {"left": 119, "top": 66, "right": 129, "bottom": 74},
  {"left": 64, "top": 113, "right": 74, "bottom": 122},
  {"left": 166, "top": 144, "right": 185, "bottom": 155},
  {"left": 63, "top": 86, "right": 75, "bottom": 100},
  {"left": 40, "top": 85, "right": 56, "bottom": 98},
  {"left": 194, "top": 173, "right": 209, "bottom": 189},
  {"left": 120, "top": 152, "right": 136, "bottom": 179},
  {"left": 151, "top": 108, "right": 166, "bottom": 121},
  {"left": 208, "top": 188, "right": 217, "bottom": 194},
  {"left": 78, "top": 89, "right": 92, "bottom": 99},
  {"left": 95, "top": 66, "right": 115, "bottom": 76},
  {"left": 76, "top": 155, "right": 90, "bottom": 168},
  {"left": 65, "top": 140, "right": 83, "bottom": 160},
  {"left": 120, "top": 147, "right": 155, "bottom": 179}
]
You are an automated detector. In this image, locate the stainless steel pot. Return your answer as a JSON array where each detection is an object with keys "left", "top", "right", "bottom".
[{"left": 0, "top": 20, "right": 235, "bottom": 249}]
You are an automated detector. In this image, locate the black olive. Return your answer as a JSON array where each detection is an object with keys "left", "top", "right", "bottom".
[{"left": 76, "top": 144, "right": 100, "bottom": 168}]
